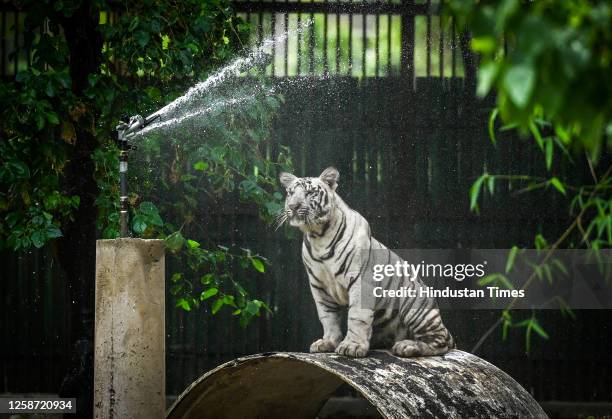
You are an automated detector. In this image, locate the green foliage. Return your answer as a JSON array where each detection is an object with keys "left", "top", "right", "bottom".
[
  {"left": 0, "top": 0, "right": 289, "bottom": 327},
  {"left": 93, "top": 145, "right": 120, "bottom": 238},
  {"left": 498, "top": 310, "right": 550, "bottom": 354},
  {"left": 0, "top": 55, "right": 79, "bottom": 250},
  {"left": 450, "top": 0, "right": 612, "bottom": 352},
  {"left": 165, "top": 229, "right": 272, "bottom": 326},
  {"left": 99, "top": 0, "right": 247, "bottom": 86},
  {"left": 447, "top": 0, "right": 612, "bottom": 160},
  {"left": 125, "top": 64, "right": 291, "bottom": 315},
  {"left": 0, "top": 0, "right": 251, "bottom": 251}
]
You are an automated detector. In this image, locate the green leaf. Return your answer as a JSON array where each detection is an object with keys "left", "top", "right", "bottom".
[
  {"left": 211, "top": 298, "right": 224, "bottom": 314},
  {"left": 478, "top": 273, "right": 499, "bottom": 287},
  {"left": 132, "top": 214, "right": 147, "bottom": 234},
  {"left": 549, "top": 177, "right": 566, "bottom": 195},
  {"left": 187, "top": 239, "right": 200, "bottom": 249},
  {"left": 45, "top": 81, "right": 55, "bottom": 97},
  {"left": 128, "top": 16, "right": 140, "bottom": 31},
  {"left": 502, "top": 311, "right": 512, "bottom": 341},
  {"left": 139, "top": 201, "right": 158, "bottom": 215},
  {"left": 488, "top": 108, "right": 499, "bottom": 144},
  {"left": 201, "top": 287, "right": 218, "bottom": 300},
  {"left": 135, "top": 31, "right": 150, "bottom": 47},
  {"left": 530, "top": 318, "right": 549, "bottom": 339},
  {"left": 477, "top": 61, "right": 498, "bottom": 97},
  {"left": 545, "top": 139, "right": 553, "bottom": 171},
  {"left": 171, "top": 272, "right": 183, "bottom": 283},
  {"left": 487, "top": 176, "right": 495, "bottom": 195},
  {"left": 170, "top": 284, "right": 183, "bottom": 296},
  {"left": 165, "top": 231, "right": 185, "bottom": 252},
  {"left": 503, "top": 64, "right": 535, "bottom": 108},
  {"left": 534, "top": 234, "right": 548, "bottom": 250},
  {"left": 525, "top": 322, "right": 532, "bottom": 353},
  {"left": 200, "top": 274, "right": 214, "bottom": 285},
  {"left": 161, "top": 34, "right": 171, "bottom": 50},
  {"left": 31, "top": 230, "right": 45, "bottom": 248},
  {"left": 45, "top": 225, "right": 62, "bottom": 239},
  {"left": 176, "top": 298, "right": 191, "bottom": 311},
  {"left": 551, "top": 259, "right": 569, "bottom": 276},
  {"left": 557, "top": 297, "right": 576, "bottom": 319},
  {"left": 46, "top": 112, "right": 60, "bottom": 125},
  {"left": 498, "top": 275, "right": 515, "bottom": 290},
  {"left": 35, "top": 113, "right": 45, "bottom": 130},
  {"left": 529, "top": 121, "right": 544, "bottom": 150},
  {"left": 477, "top": 273, "right": 514, "bottom": 290},
  {"left": 193, "top": 161, "right": 209, "bottom": 171},
  {"left": 471, "top": 36, "right": 496, "bottom": 54},
  {"left": 251, "top": 257, "right": 265, "bottom": 273},
  {"left": 505, "top": 246, "right": 519, "bottom": 273},
  {"left": 470, "top": 175, "right": 487, "bottom": 211},
  {"left": 222, "top": 294, "right": 237, "bottom": 307},
  {"left": 245, "top": 300, "right": 260, "bottom": 315}
]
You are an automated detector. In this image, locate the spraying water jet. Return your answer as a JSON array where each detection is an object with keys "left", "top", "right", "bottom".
[{"left": 111, "top": 19, "right": 314, "bottom": 237}]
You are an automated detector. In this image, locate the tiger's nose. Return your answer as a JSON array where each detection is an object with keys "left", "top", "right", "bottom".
[{"left": 289, "top": 203, "right": 301, "bottom": 212}]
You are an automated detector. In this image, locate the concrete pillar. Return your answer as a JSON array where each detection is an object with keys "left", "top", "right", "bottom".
[{"left": 94, "top": 239, "right": 165, "bottom": 419}]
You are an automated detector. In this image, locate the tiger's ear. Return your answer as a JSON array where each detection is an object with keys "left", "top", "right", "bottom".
[
  {"left": 319, "top": 167, "right": 339, "bottom": 190},
  {"left": 279, "top": 172, "right": 297, "bottom": 189}
]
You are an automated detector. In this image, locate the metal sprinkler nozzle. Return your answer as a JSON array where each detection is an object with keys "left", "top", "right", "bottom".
[{"left": 115, "top": 112, "right": 162, "bottom": 237}]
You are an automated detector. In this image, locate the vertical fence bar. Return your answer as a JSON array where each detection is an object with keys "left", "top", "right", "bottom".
[
  {"left": 335, "top": 13, "right": 340, "bottom": 74},
  {"left": 13, "top": 10, "right": 18, "bottom": 75},
  {"left": 361, "top": 11, "right": 365, "bottom": 77},
  {"left": 284, "top": 12, "right": 289, "bottom": 76},
  {"left": 297, "top": 13, "right": 302, "bottom": 75},
  {"left": 323, "top": 2, "right": 328, "bottom": 75},
  {"left": 451, "top": 19, "right": 456, "bottom": 78},
  {"left": 1, "top": 9, "right": 6, "bottom": 77},
  {"left": 439, "top": 13, "right": 443, "bottom": 78},
  {"left": 348, "top": 13, "right": 353, "bottom": 76},
  {"left": 425, "top": 0, "right": 431, "bottom": 77},
  {"left": 400, "top": 0, "right": 415, "bottom": 83},
  {"left": 375, "top": 13, "right": 379, "bottom": 77},
  {"left": 271, "top": 12, "right": 276, "bottom": 76},
  {"left": 387, "top": 14, "right": 391, "bottom": 75},
  {"left": 309, "top": 9, "right": 314, "bottom": 74}
]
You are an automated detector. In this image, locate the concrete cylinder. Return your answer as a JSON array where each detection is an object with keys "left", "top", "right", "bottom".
[
  {"left": 94, "top": 239, "right": 165, "bottom": 419},
  {"left": 167, "top": 350, "right": 547, "bottom": 419}
]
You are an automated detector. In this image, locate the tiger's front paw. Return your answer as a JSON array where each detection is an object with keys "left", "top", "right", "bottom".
[
  {"left": 336, "top": 340, "right": 369, "bottom": 358},
  {"left": 310, "top": 338, "right": 340, "bottom": 353}
]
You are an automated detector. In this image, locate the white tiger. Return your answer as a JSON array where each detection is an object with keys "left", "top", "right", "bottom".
[{"left": 278, "top": 167, "right": 455, "bottom": 358}]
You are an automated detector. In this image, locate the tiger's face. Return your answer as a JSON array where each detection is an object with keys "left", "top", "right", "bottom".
[{"left": 277, "top": 167, "right": 339, "bottom": 232}]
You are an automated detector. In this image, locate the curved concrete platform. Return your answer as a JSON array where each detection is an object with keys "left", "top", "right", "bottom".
[{"left": 166, "top": 350, "right": 547, "bottom": 419}]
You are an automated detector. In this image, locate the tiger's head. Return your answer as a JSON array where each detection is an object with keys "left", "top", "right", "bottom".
[{"left": 277, "top": 167, "right": 340, "bottom": 232}]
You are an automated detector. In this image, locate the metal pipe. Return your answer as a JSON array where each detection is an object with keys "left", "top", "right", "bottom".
[{"left": 115, "top": 112, "right": 162, "bottom": 237}]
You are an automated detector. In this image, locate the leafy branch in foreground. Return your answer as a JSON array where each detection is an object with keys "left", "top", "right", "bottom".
[
  {"left": 447, "top": 0, "right": 612, "bottom": 160},
  {"left": 124, "top": 199, "right": 275, "bottom": 326},
  {"left": 447, "top": 0, "right": 611, "bottom": 353},
  {"left": 471, "top": 166, "right": 611, "bottom": 354}
]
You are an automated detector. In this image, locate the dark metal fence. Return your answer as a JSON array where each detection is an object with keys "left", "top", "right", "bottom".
[
  {"left": 233, "top": 0, "right": 467, "bottom": 81},
  {"left": 0, "top": 3, "right": 26, "bottom": 77},
  {"left": 1, "top": 0, "right": 611, "bottom": 406}
]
